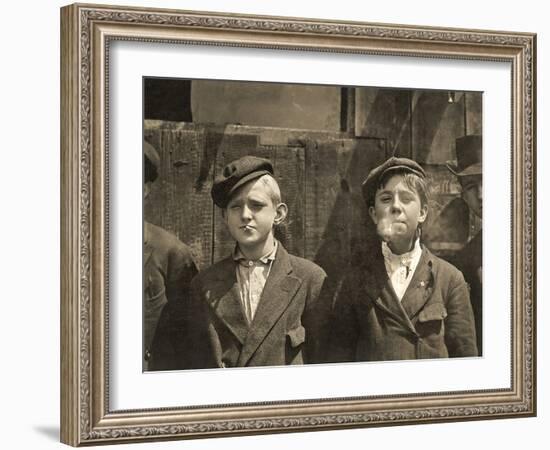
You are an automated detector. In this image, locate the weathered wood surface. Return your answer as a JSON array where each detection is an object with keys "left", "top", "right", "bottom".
[
  {"left": 144, "top": 122, "right": 386, "bottom": 276},
  {"left": 412, "top": 90, "right": 467, "bottom": 164},
  {"left": 144, "top": 124, "right": 214, "bottom": 268},
  {"left": 356, "top": 88, "right": 412, "bottom": 158},
  {"left": 144, "top": 88, "right": 482, "bottom": 273}
]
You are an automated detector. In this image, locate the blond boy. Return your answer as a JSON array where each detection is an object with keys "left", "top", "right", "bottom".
[{"left": 181, "top": 156, "right": 327, "bottom": 369}]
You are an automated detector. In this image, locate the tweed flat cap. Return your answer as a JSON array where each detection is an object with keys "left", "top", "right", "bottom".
[
  {"left": 362, "top": 157, "right": 426, "bottom": 206},
  {"left": 446, "top": 135, "right": 482, "bottom": 177},
  {"left": 211, "top": 156, "right": 274, "bottom": 208}
]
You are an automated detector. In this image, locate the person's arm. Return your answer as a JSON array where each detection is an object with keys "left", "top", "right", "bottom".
[
  {"left": 444, "top": 269, "right": 478, "bottom": 357},
  {"left": 166, "top": 245, "right": 199, "bottom": 306},
  {"left": 302, "top": 267, "right": 330, "bottom": 364},
  {"left": 179, "top": 277, "right": 218, "bottom": 369},
  {"left": 151, "top": 245, "right": 198, "bottom": 370},
  {"left": 325, "top": 275, "right": 360, "bottom": 363}
]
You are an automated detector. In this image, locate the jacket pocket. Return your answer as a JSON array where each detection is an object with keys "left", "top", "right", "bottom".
[
  {"left": 416, "top": 302, "right": 447, "bottom": 342},
  {"left": 287, "top": 325, "right": 306, "bottom": 348},
  {"left": 418, "top": 302, "right": 448, "bottom": 322}
]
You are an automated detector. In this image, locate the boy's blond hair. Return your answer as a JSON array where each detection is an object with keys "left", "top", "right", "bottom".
[
  {"left": 256, "top": 174, "right": 282, "bottom": 205},
  {"left": 222, "top": 174, "right": 286, "bottom": 227}
]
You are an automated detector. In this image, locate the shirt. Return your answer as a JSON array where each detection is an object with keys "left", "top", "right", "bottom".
[
  {"left": 232, "top": 242, "right": 278, "bottom": 324},
  {"left": 381, "top": 239, "right": 422, "bottom": 301}
]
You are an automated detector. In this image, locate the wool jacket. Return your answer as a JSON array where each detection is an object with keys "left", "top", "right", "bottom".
[
  {"left": 327, "top": 244, "right": 478, "bottom": 362},
  {"left": 180, "top": 243, "right": 328, "bottom": 369}
]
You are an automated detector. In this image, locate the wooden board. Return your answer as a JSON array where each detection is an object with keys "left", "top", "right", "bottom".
[
  {"left": 411, "top": 90, "right": 466, "bottom": 164},
  {"left": 356, "top": 88, "right": 412, "bottom": 158},
  {"left": 465, "top": 92, "right": 483, "bottom": 135},
  {"left": 144, "top": 122, "right": 213, "bottom": 269},
  {"left": 144, "top": 113, "right": 480, "bottom": 274}
]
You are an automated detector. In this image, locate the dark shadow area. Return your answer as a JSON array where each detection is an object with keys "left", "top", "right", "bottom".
[
  {"left": 412, "top": 91, "right": 464, "bottom": 163},
  {"left": 312, "top": 139, "right": 386, "bottom": 307},
  {"left": 195, "top": 126, "right": 224, "bottom": 191},
  {"left": 358, "top": 88, "right": 412, "bottom": 158},
  {"left": 144, "top": 78, "right": 192, "bottom": 122}
]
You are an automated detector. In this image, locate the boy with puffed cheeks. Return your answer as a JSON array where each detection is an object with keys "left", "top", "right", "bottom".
[
  {"left": 180, "top": 156, "right": 328, "bottom": 369},
  {"left": 327, "top": 157, "right": 478, "bottom": 363}
]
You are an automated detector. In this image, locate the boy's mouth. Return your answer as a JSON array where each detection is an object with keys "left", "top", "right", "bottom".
[{"left": 240, "top": 225, "right": 255, "bottom": 231}]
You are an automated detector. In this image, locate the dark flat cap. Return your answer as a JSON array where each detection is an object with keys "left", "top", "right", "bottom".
[
  {"left": 446, "top": 135, "right": 482, "bottom": 177},
  {"left": 211, "top": 156, "right": 274, "bottom": 208},
  {"left": 362, "top": 157, "right": 426, "bottom": 205}
]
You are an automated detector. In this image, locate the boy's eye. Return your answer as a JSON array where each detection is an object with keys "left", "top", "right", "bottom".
[{"left": 379, "top": 195, "right": 392, "bottom": 203}]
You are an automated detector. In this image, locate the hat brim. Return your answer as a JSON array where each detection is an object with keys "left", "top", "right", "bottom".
[
  {"left": 379, "top": 164, "right": 425, "bottom": 180},
  {"left": 446, "top": 161, "right": 482, "bottom": 177},
  {"left": 362, "top": 163, "right": 425, "bottom": 205}
]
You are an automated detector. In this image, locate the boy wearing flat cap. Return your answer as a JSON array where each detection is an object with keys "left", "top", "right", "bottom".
[
  {"left": 181, "top": 156, "right": 328, "bottom": 369},
  {"left": 328, "top": 157, "right": 478, "bottom": 362}
]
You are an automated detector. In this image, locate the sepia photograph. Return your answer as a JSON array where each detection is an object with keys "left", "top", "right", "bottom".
[
  {"left": 143, "top": 78, "right": 483, "bottom": 371},
  {"left": 60, "top": 3, "right": 535, "bottom": 445}
]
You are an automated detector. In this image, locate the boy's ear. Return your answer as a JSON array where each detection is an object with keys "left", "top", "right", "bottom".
[
  {"left": 368, "top": 206, "right": 378, "bottom": 224},
  {"left": 417, "top": 203, "right": 428, "bottom": 224},
  {"left": 274, "top": 203, "right": 288, "bottom": 225}
]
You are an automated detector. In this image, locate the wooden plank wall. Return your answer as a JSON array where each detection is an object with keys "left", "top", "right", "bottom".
[
  {"left": 144, "top": 124, "right": 214, "bottom": 268},
  {"left": 144, "top": 87, "right": 482, "bottom": 279},
  {"left": 145, "top": 121, "right": 386, "bottom": 272}
]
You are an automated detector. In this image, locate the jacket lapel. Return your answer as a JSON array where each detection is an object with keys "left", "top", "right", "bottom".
[
  {"left": 362, "top": 245, "right": 416, "bottom": 333},
  {"left": 363, "top": 246, "right": 408, "bottom": 326},
  {"left": 237, "top": 245, "right": 301, "bottom": 366},
  {"left": 205, "top": 257, "right": 249, "bottom": 345},
  {"left": 400, "top": 248, "right": 434, "bottom": 320}
]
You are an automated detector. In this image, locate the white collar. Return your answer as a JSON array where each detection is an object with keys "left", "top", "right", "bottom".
[
  {"left": 233, "top": 240, "right": 278, "bottom": 266},
  {"left": 381, "top": 239, "right": 422, "bottom": 270}
]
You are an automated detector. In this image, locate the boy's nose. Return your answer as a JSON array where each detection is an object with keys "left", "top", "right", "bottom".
[
  {"left": 390, "top": 198, "right": 402, "bottom": 212},
  {"left": 241, "top": 205, "right": 253, "bottom": 220}
]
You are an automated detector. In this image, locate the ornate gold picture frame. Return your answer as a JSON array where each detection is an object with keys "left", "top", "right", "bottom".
[{"left": 60, "top": 3, "right": 536, "bottom": 446}]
